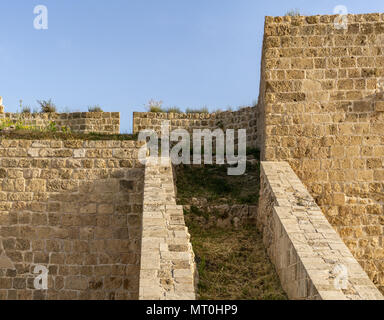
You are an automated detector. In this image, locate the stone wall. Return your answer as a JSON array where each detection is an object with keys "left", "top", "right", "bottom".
[
  {"left": 139, "top": 158, "right": 196, "bottom": 300},
  {"left": 0, "top": 112, "right": 120, "bottom": 134},
  {"left": 133, "top": 107, "right": 258, "bottom": 148},
  {"left": 0, "top": 138, "right": 144, "bottom": 300},
  {"left": 257, "top": 13, "right": 384, "bottom": 292},
  {"left": 258, "top": 161, "right": 383, "bottom": 300}
]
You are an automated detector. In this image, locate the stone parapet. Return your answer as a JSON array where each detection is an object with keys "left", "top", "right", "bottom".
[
  {"left": 0, "top": 112, "right": 120, "bottom": 134},
  {"left": 133, "top": 106, "right": 258, "bottom": 148},
  {"left": 257, "top": 161, "right": 383, "bottom": 300},
  {"left": 139, "top": 157, "right": 196, "bottom": 300}
]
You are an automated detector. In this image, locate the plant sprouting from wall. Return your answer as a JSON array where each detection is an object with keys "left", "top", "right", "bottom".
[
  {"left": 38, "top": 99, "right": 57, "bottom": 113},
  {"left": 185, "top": 107, "right": 209, "bottom": 114},
  {"left": 0, "top": 118, "right": 35, "bottom": 131},
  {"left": 88, "top": 105, "right": 103, "bottom": 112},
  {"left": 285, "top": 9, "right": 300, "bottom": 16},
  {"left": 61, "top": 125, "right": 71, "bottom": 134},
  {"left": 21, "top": 106, "right": 31, "bottom": 114},
  {"left": 166, "top": 106, "right": 182, "bottom": 113},
  {"left": 146, "top": 99, "right": 164, "bottom": 113},
  {"left": 46, "top": 121, "right": 57, "bottom": 132}
]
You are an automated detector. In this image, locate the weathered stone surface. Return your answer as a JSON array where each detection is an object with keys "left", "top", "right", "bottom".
[
  {"left": 257, "top": 161, "right": 383, "bottom": 300},
  {"left": 0, "top": 139, "right": 144, "bottom": 300},
  {"left": 4, "top": 11, "right": 384, "bottom": 301},
  {"left": 139, "top": 157, "right": 196, "bottom": 300},
  {"left": 0, "top": 112, "right": 119, "bottom": 134},
  {"left": 133, "top": 107, "right": 258, "bottom": 149},
  {"left": 257, "top": 13, "right": 384, "bottom": 294}
]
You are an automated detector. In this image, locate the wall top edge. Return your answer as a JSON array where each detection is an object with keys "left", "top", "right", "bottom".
[
  {"left": 132, "top": 106, "right": 256, "bottom": 116},
  {"left": 264, "top": 12, "right": 384, "bottom": 25},
  {"left": 1, "top": 112, "right": 120, "bottom": 115}
]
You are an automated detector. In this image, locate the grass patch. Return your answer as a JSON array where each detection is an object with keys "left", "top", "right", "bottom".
[
  {"left": 285, "top": 9, "right": 300, "bottom": 16},
  {"left": 0, "top": 118, "right": 36, "bottom": 131},
  {"left": 148, "top": 106, "right": 164, "bottom": 113},
  {"left": 187, "top": 220, "right": 287, "bottom": 300},
  {"left": 21, "top": 106, "right": 32, "bottom": 114},
  {"left": 146, "top": 99, "right": 164, "bottom": 113},
  {"left": 88, "top": 105, "right": 103, "bottom": 112},
  {"left": 175, "top": 161, "right": 260, "bottom": 205},
  {"left": 165, "top": 107, "right": 182, "bottom": 113},
  {"left": 175, "top": 149, "right": 287, "bottom": 300},
  {"left": 0, "top": 129, "right": 137, "bottom": 141},
  {"left": 185, "top": 107, "right": 209, "bottom": 114},
  {"left": 38, "top": 99, "right": 57, "bottom": 113},
  {"left": 0, "top": 117, "right": 137, "bottom": 140}
]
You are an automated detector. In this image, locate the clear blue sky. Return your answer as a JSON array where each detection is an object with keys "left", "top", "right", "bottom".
[{"left": 1, "top": 0, "right": 383, "bottom": 132}]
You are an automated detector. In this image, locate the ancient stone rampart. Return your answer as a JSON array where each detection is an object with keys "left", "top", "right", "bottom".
[
  {"left": 0, "top": 112, "right": 120, "bottom": 134},
  {"left": 3, "top": 11, "right": 384, "bottom": 300},
  {"left": 133, "top": 107, "right": 258, "bottom": 148},
  {"left": 0, "top": 139, "right": 143, "bottom": 299},
  {"left": 257, "top": 13, "right": 384, "bottom": 291},
  {"left": 0, "top": 100, "right": 119, "bottom": 134}
]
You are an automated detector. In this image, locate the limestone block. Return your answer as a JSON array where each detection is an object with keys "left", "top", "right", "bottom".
[{"left": 0, "top": 96, "right": 4, "bottom": 113}]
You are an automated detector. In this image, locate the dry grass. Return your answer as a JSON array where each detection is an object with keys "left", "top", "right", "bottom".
[
  {"left": 187, "top": 219, "right": 287, "bottom": 300},
  {"left": 175, "top": 149, "right": 287, "bottom": 300},
  {"left": 38, "top": 99, "right": 57, "bottom": 113},
  {"left": 0, "top": 129, "right": 137, "bottom": 141},
  {"left": 88, "top": 105, "right": 103, "bottom": 112},
  {"left": 185, "top": 107, "right": 209, "bottom": 114},
  {"left": 175, "top": 160, "right": 260, "bottom": 205}
]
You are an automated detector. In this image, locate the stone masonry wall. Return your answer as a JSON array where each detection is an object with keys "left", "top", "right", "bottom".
[
  {"left": 139, "top": 157, "right": 196, "bottom": 300},
  {"left": 0, "top": 112, "right": 120, "bottom": 134},
  {"left": 133, "top": 107, "right": 258, "bottom": 148},
  {"left": 258, "top": 161, "right": 383, "bottom": 300},
  {"left": 258, "top": 13, "right": 384, "bottom": 292},
  {"left": 0, "top": 139, "right": 144, "bottom": 300}
]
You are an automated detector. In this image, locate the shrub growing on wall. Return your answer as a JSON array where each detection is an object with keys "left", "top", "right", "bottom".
[
  {"left": 285, "top": 9, "right": 300, "bottom": 16},
  {"left": 88, "top": 105, "right": 103, "bottom": 112},
  {"left": 185, "top": 107, "right": 209, "bottom": 114},
  {"left": 21, "top": 106, "right": 31, "bottom": 114},
  {"left": 165, "top": 107, "right": 182, "bottom": 113},
  {"left": 38, "top": 99, "right": 57, "bottom": 113},
  {"left": 146, "top": 99, "right": 164, "bottom": 112}
]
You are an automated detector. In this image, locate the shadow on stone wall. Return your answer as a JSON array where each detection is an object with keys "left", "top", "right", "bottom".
[{"left": 0, "top": 169, "right": 143, "bottom": 300}]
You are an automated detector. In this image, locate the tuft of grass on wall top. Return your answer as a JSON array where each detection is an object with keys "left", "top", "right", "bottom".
[
  {"left": 165, "top": 107, "right": 182, "bottom": 113},
  {"left": 185, "top": 107, "right": 209, "bottom": 114},
  {"left": 38, "top": 99, "right": 57, "bottom": 113},
  {"left": 285, "top": 9, "right": 300, "bottom": 16},
  {"left": 21, "top": 106, "right": 31, "bottom": 114},
  {"left": 88, "top": 105, "right": 103, "bottom": 112}
]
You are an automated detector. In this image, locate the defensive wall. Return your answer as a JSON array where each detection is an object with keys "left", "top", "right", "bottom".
[
  {"left": 1, "top": 12, "right": 384, "bottom": 300},
  {"left": 0, "top": 99, "right": 119, "bottom": 134},
  {"left": 0, "top": 139, "right": 144, "bottom": 299},
  {"left": 257, "top": 13, "right": 384, "bottom": 291}
]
